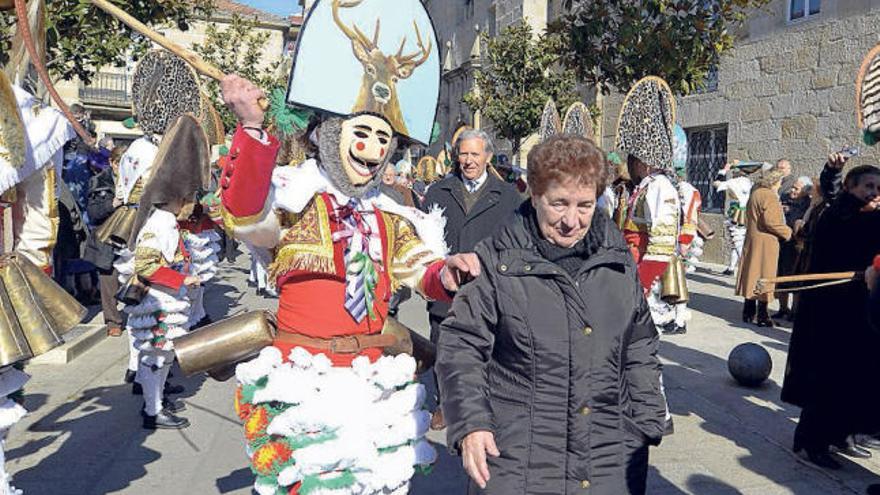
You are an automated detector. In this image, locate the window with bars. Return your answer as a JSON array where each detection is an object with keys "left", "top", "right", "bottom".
[
  {"left": 685, "top": 125, "right": 728, "bottom": 213},
  {"left": 789, "top": 0, "right": 820, "bottom": 22}
]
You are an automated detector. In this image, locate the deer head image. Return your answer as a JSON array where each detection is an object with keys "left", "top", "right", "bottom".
[{"left": 332, "top": 0, "right": 432, "bottom": 137}]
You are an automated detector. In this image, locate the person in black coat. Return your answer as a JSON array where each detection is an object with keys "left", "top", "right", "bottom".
[
  {"left": 436, "top": 136, "right": 664, "bottom": 494},
  {"left": 421, "top": 129, "right": 522, "bottom": 429},
  {"left": 782, "top": 164, "right": 880, "bottom": 469},
  {"left": 82, "top": 145, "right": 126, "bottom": 336}
]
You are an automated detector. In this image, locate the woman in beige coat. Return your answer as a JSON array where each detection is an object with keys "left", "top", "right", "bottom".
[{"left": 735, "top": 169, "right": 792, "bottom": 327}]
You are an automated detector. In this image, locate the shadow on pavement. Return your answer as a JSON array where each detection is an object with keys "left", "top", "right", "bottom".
[
  {"left": 660, "top": 340, "right": 877, "bottom": 493},
  {"left": 11, "top": 384, "right": 156, "bottom": 494},
  {"left": 688, "top": 291, "right": 793, "bottom": 344}
]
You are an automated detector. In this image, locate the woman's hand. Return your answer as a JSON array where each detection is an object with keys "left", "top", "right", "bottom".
[
  {"left": 441, "top": 253, "right": 481, "bottom": 292},
  {"left": 461, "top": 430, "right": 500, "bottom": 489},
  {"left": 827, "top": 152, "right": 848, "bottom": 170}
]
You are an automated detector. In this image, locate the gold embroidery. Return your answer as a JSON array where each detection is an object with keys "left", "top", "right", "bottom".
[
  {"left": 221, "top": 203, "right": 266, "bottom": 230},
  {"left": 269, "top": 196, "right": 336, "bottom": 279}
]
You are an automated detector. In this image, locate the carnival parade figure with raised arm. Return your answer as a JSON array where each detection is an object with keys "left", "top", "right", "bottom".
[{"left": 217, "top": 1, "right": 476, "bottom": 493}]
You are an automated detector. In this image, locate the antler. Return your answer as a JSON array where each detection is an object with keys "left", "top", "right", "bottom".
[
  {"left": 395, "top": 21, "right": 432, "bottom": 68},
  {"left": 331, "top": 0, "right": 376, "bottom": 51}
]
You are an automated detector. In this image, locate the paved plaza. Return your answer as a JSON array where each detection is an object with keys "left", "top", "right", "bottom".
[{"left": 4, "top": 256, "right": 879, "bottom": 494}]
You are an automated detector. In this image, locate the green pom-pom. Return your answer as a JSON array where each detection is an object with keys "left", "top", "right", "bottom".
[
  {"left": 267, "top": 88, "right": 312, "bottom": 136},
  {"left": 218, "top": 145, "right": 229, "bottom": 156},
  {"left": 607, "top": 151, "right": 622, "bottom": 165},
  {"left": 123, "top": 117, "right": 137, "bottom": 129},
  {"left": 864, "top": 129, "right": 878, "bottom": 147}
]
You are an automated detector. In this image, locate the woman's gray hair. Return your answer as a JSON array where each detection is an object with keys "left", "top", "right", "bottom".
[
  {"left": 797, "top": 176, "right": 813, "bottom": 188},
  {"left": 455, "top": 129, "right": 495, "bottom": 154}
]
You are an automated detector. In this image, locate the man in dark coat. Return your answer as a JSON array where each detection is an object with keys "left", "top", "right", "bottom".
[
  {"left": 782, "top": 163, "right": 880, "bottom": 468},
  {"left": 421, "top": 129, "right": 521, "bottom": 429}
]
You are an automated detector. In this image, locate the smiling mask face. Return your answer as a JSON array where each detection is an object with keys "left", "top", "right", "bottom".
[
  {"left": 340, "top": 114, "right": 393, "bottom": 185},
  {"left": 320, "top": 114, "right": 396, "bottom": 198}
]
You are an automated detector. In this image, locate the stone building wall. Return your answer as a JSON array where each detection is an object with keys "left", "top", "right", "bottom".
[{"left": 598, "top": 2, "right": 880, "bottom": 264}]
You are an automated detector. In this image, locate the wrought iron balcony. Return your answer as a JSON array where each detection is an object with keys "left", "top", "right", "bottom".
[{"left": 79, "top": 72, "right": 132, "bottom": 107}]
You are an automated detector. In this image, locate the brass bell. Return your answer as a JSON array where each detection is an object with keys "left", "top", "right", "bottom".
[
  {"left": 173, "top": 310, "right": 276, "bottom": 378},
  {"left": 13, "top": 253, "right": 86, "bottom": 336},
  {"left": 0, "top": 253, "right": 84, "bottom": 362},
  {"left": 660, "top": 257, "right": 689, "bottom": 305},
  {"left": 0, "top": 277, "right": 34, "bottom": 367},
  {"left": 94, "top": 205, "right": 139, "bottom": 249}
]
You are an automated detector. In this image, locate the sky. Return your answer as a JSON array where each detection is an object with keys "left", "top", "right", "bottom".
[{"left": 238, "top": 0, "right": 302, "bottom": 17}]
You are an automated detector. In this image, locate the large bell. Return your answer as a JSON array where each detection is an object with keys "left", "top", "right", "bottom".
[
  {"left": 173, "top": 311, "right": 276, "bottom": 378},
  {"left": 381, "top": 317, "right": 436, "bottom": 375},
  {"left": 0, "top": 254, "right": 84, "bottom": 362},
  {"left": 14, "top": 253, "right": 86, "bottom": 335},
  {"left": 660, "top": 256, "right": 689, "bottom": 304},
  {"left": 0, "top": 276, "right": 35, "bottom": 367},
  {"left": 94, "top": 205, "right": 139, "bottom": 249}
]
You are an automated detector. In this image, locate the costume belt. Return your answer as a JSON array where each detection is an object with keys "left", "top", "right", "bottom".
[{"left": 275, "top": 331, "right": 399, "bottom": 354}]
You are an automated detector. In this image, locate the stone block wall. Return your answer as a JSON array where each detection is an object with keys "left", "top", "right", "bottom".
[{"left": 599, "top": 5, "right": 880, "bottom": 264}]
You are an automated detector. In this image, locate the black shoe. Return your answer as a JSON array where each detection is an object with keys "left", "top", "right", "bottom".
[
  {"left": 124, "top": 369, "right": 136, "bottom": 384},
  {"left": 164, "top": 383, "right": 184, "bottom": 395},
  {"left": 162, "top": 398, "right": 186, "bottom": 414},
  {"left": 802, "top": 448, "right": 842, "bottom": 470},
  {"left": 131, "top": 382, "right": 143, "bottom": 395},
  {"left": 661, "top": 323, "right": 678, "bottom": 335},
  {"left": 721, "top": 269, "right": 734, "bottom": 276},
  {"left": 833, "top": 444, "right": 872, "bottom": 459},
  {"left": 857, "top": 436, "right": 880, "bottom": 450},
  {"left": 756, "top": 317, "right": 776, "bottom": 328},
  {"left": 772, "top": 309, "right": 790, "bottom": 320},
  {"left": 674, "top": 325, "right": 687, "bottom": 335},
  {"left": 143, "top": 411, "right": 190, "bottom": 430}
]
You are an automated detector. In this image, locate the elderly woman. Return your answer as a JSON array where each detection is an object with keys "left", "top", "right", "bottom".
[
  {"left": 735, "top": 169, "right": 792, "bottom": 327},
  {"left": 775, "top": 176, "right": 813, "bottom": 320},
  {"left": 436, "top": 135, "right": 665, "bottom": 494}
]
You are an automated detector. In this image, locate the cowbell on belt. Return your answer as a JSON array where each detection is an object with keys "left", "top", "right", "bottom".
[{"left": 0, "top": 253, "right": 87, "bottom": 366}]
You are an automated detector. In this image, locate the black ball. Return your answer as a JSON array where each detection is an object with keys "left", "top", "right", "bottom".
[{"left": 727, "top": 343, "right": 772, "bottom": 387}]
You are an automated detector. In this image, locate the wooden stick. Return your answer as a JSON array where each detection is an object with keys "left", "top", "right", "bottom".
[
  {"left": 89, "top": 0, "right": 269, "bottom": 110},
  {"left": 754, "top": 271, "right": 860, "bottom": 295},
  {"left": 760, "top": 272, "right": 858, "bottom": 285}
]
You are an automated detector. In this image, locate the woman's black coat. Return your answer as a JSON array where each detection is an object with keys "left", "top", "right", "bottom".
[
  {"left": 436, "top": 206, "right": 665, "bottom": 495},
  {"left": 781, "top": 192, "right": 880, "bottom": 432}
]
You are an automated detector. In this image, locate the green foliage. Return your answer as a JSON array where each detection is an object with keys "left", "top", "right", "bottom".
[
  {"left": 0, "top": 0, "right": 213, "bottom": 84},
  {"left": 463, "top": 22, "right": 578, "bottom": 159},
  {"left": 192, "top": 13, "right": 287, "bottom": 131},
  {"left": 554, "top": 0, "right": 770, "bottom": 95}
]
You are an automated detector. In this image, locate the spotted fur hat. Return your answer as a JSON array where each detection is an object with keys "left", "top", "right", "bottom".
[
  {"left": 857, "top": 44, "right": 880, "bottom": 145},
  {"left": 615, "top": 76, "right": 676, "bottom": 171}
]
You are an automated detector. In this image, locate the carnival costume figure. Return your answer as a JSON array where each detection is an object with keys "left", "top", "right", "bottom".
[
  {"left": 669, "top": 125, "right": 701, "bottom": 334},
  {"left": 117, "top": 115, "right": 212, "bottom": 430},
  {"left": 713, "top": 164, "right": 754, "bottom": 275},
  {"left": 617, "top": 77, "right": 683, "bottom": 332},
  {"left": 0, "top": 67, "right": 85, "bottom": 494},
  {"left": 217, "top": 1, "right": 476, "bottom": 493}
]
